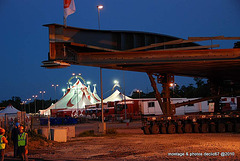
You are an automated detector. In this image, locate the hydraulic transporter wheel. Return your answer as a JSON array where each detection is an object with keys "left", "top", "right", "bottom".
[
  {"left": 150, "top": 125, "right": 160, "bottom": 134},
  {"left": 143, "top": 125, "right": 151, "bottom": 135},
  {"left": 184, "top": 123, "right": 192, "bottom": 133},
  {"left": 167, "top": 124, "right": 176, "bottom": 134}
]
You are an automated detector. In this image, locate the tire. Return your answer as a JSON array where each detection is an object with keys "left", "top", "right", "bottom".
[
  {"left": 184, "top": 123, "right": 192, "bottom": 133},
  {"left": 150, "top": 125, "right": 160, "bottom": 134},
  {"left": 143, "top": 125, "right": 151, "bottom": 135},
  {"left": 193, "top": 123, "right": 200, "bottom": 133},
  {"left": 161, "top": 125, "right": 167, "bottom": 134},
  {"left": 210, "top": 123, "right": 216, "bottom": 133},
  {"left": 226, "top": 122, "right": 233, "bottom": 132},
  {"left": 217, "top": 123, "right": 226, "bottom": 133},
  {"left": 201, "top": 123, "right": 209, "bottom": 133},
  {"left": 167, "top": 124, "right": 176, "bottom": 134},
  {"left": 235, "top": 123, "right": 240, "bottom": 133},
  {"left": 177, "top": 124, "right": 183, "bottom": 134}
]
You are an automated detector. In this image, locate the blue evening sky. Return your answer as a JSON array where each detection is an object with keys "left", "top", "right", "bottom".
[{"left": 0, "top": 0, "right": 240, "bottom": 102}]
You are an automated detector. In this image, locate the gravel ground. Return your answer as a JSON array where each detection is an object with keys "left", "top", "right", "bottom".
[{"left": 24, "top": 121, "right": 240, "bottom": 161}]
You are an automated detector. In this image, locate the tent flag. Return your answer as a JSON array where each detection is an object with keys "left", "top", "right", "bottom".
[{"left": 64, "top": 0, "right": 76, "bottom": 26}]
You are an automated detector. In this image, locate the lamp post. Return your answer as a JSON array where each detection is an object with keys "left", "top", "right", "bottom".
[
  {"left": 32, "top": 95, "right": 38, "bottom": 114},
  {"left": 27, "top": 98, "right": 31, "bottom": 113},
  {"left": 62, "top": 88, "right": 66, "bottom": 95},
  {"left": 97, "top": 5, "right": 103, "bottom": 30},
  {"left": 22, "top": 101, "right": 27, "bottom": 127},
  {"left": 21, "top": 101, "right": 26, "bottom": 124},
  {"left": 136, "top": 90, "right": 142, "bottom": 98},
  {"left": 170, "top": 83, "right": 177, "bottom": 97},
  {"left": 74, "top": 86, "right": 79, "bottom": 117},
  {"left": 52, "top": 84, "right": 59, "bottom": 103},
  {"left": 112, "top": 80, "right": 121, "bottom": 91},
  {"left": 99, "top": 67, "right": 106, "bottom": 134},
  {"left": 72, "top": 73, "right": 81, "bottom": 77},
  {"left": 23, "top": 101, "right": 27, "bottom": 111},
  {"left": 39, "top": 91, "right": 46, "bottom": 110},
  {"left": 123, "top": 72, "right": 127, "bottom": 121}
]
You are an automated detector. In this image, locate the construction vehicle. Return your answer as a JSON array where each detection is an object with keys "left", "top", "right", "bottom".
[
  {"left": 141, "top": 95, "right": 240, "bottom": 134},
  {"left": 41, "top": 24, "right": 240, "bottom": 134}
]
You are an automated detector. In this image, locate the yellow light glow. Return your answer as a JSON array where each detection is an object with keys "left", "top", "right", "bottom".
[{"left": 97, "top": 5, "right": 103, "bottom": 9}]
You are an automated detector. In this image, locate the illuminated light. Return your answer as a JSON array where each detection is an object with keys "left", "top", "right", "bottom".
[
  {"left": 169, "top": 83, "right": 177, "bottom": 87},
  {"left": 97, "top": 5, "right": 103, "bottom": 9},
  {"left": 114, "top": 80, "right": 119, "bottom": 84},
  {"left": 87, "top": 81, "right": 91, "bottom": 85}
]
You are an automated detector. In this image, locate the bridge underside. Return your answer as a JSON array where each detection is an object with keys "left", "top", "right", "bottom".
[{"left": 42, "top": 24, "right": 240, "bottom": 116}]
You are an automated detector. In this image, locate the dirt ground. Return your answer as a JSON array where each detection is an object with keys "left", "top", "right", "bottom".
[{"left": 5, "top": 121, "right": 240, "bottom": 160}]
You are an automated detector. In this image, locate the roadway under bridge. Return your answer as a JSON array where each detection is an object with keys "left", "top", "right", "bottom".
[{"left": 42, "top": 24, "right": 240, "bottom": 116}]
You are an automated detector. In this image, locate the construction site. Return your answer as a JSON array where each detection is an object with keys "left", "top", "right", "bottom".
[
  {"left": 5, "top": 23, "right": 240, "bottom": 160},
  {"left": 1, "top": 1, "right": 240, "bottom": 161}
]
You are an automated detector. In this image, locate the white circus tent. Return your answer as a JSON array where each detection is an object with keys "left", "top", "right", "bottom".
[
  {"left": 103, "top": 90, "right": 132, "bottom": 103},
  {"left": 40, "top": 79, "right": 100, "bottom": 115},
  {"left": 0, "top": 104, "right": 20, "bottom": 114}
]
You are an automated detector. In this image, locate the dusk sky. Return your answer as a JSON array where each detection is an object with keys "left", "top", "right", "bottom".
[{"left": 0, "top": 0, "right": 240, "bottom": 102}]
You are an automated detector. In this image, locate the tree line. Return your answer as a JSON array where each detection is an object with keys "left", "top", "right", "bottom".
[
  {"left": 1, "top": 78, "right": 238, "bottom": 112},
  {"left": 0, "top": 96, "right": 56, "bottom": 113},
  {"left": 131, "top": 78, "right": 239, "bottom": 99},
  {"left": 131, "top": 78, "right": 210, "bottom": 98}
]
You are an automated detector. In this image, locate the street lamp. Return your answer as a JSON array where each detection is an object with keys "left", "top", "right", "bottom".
[
  {"left": 136, "top": 90, "right": 142, "bottom": 98},
  {"left": 21, "top": 101, "right": 27, "bottom": 111},
  {"left": 20, "top": 101, "right": 26, "bottom": 125},
  {"left": 114, "top": 80, "right": 119, "bottom": 84},
  {"left": 52, "top": 84, "right": 59, "bottom": 103},
  {"left": 22, "top": 101, "right": 27, "bottom": 126},
  {"left": 112, "top": 80, "right": 121, "bottom": 91},
  {"left": 62, "top": 88, "right": 66, "bottom": 95},
  {"left": 74, "top": 86, "right": 80, "bottom": 117},
  {"left": 72, "top": 73, "right": 81, "bottom": 77},
  {"left": 169, "top": 83, "right": 177, "bottom": 97},
  {"left": 97, "top": 5, "right": 103, "bottom": 30},
  {"left": 39, "top": 91, "right": 46, "bottom": 110},
  {"left": 87, "top": 81, "right": 91, "bottom": 85},
  {"left": 32, "top": 95, "right": 38, "bottom": 114},
  {"left": 23, "top": 101, "right": 27, "bottom": 111},
  {"left": 27, "top": 98, "right": 31, "bottom": 113}
]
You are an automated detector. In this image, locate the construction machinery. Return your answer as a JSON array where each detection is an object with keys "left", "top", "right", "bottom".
[{"left": 42, "top": 24, "right": 240, "bottom": 134}]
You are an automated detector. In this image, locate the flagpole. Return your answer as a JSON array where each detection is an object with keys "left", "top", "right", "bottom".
[
  {"left": 63, "top": 0, "right": 76, "bottom": 28},
  {"left": 63, "top": 0, "right": 66, "bottom": 27},
  {"left": 64, "top": 16, "right": 67, "bottom": 28}
]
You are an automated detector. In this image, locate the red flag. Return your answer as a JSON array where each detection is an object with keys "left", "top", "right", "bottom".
[{"left": 64, "top": 0, "right": 76, "bottom": 19}]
